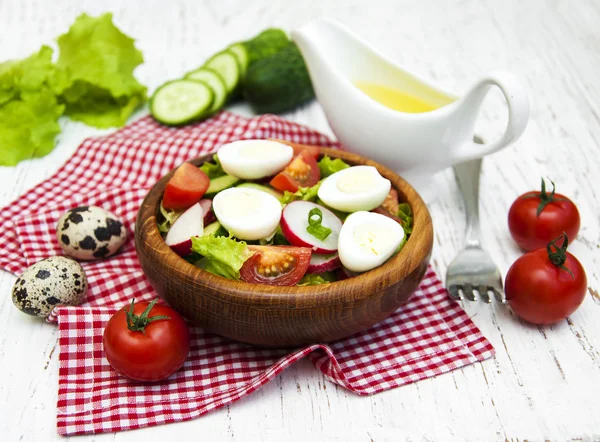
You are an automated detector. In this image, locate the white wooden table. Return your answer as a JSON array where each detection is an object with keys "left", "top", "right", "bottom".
[{"left": 1, "top": 0, "right": 599, "bottom": 440}]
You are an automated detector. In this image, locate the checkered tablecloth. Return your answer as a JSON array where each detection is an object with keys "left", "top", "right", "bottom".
[{"left": 0, "top": 112, "right": 494, "bottom": 435}]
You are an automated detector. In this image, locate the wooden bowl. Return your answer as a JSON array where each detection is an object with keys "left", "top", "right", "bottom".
[{"left": 135, "top": 146, "right": 433, "bottom": 347}]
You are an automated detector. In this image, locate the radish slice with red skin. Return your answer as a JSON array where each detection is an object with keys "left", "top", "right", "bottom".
[
  {"left": 281, "top": 201, "right": 342, "bottom": 254},
  {"left": 165, "top": 202, "right": 204, "bottom": 256},
  {"left": 307, "top": 253, "right": 341, "bottom": 273},
  {"left": 199, "top": 199, "right": 215, "bottom": 225}
]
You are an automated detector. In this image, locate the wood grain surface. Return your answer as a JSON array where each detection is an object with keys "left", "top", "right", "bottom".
[
  {"left": 135, "top": 147, "right": 433, "bottom": 346},
  {"left": 1, "top": 0, "right": 599, "bottom": 441}
]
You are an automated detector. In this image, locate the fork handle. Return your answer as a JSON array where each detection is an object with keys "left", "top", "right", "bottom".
[{"left": 454, "top": 158, "right": 482, "bottom": 248}]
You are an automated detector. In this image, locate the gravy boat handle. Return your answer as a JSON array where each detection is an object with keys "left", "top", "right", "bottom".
[{"left": 453, "top": 71, "right": 530, "bottom": 162}]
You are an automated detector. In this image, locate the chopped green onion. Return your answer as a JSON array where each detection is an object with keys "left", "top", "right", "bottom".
[{"left": 306, "top": 207, "right": 332, "bottom": 240}]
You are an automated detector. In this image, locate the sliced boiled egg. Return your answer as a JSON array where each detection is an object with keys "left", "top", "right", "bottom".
[
  {"left": 217, "top": 139, "right": 294, "bottom": 180},
  {"left": 212, "top": 187, "right": 282, "bottom": 240},
  {"left": 317, "top": 166, "right": 391, "bottom": 212},
  {"left": 337, "top": 211, "right": 404, "bottom": 272}
]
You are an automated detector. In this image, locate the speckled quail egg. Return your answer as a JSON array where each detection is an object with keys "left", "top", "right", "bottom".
[
  {"left": 12, "top": 256, "right": 88, "bottom": 317},
  {"left": 56, "top": 206, "right": 127, "bottom": 260}
]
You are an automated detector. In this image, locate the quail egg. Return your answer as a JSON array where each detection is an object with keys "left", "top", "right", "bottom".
[
  {"left": 56, "top": 206, "right": 127, "bottom": 260},
  {"left": 12, "top": 256, "right": 88, "bottom": 317}
]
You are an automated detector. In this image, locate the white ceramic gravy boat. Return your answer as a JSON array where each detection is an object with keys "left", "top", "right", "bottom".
[{"left": 292, "top": 18, "right": 530, "bottom": 189}]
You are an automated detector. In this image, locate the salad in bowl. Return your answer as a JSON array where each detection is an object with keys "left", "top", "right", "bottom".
[
  {"left": 135, "top": 140, "right": 431, "bottom": 346},
  {"left": 156, "top": 139, "right": 414, "bottom": 287}
]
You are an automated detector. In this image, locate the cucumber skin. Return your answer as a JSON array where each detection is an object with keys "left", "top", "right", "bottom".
[
  {"left": 242, "top": 43, "right": 315, "bottom": 114},
  {"left": 243, "top": 29, "right": 290, "bottom": 64}
]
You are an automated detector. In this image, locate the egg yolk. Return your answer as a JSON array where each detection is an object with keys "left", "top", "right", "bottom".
[
  {"left": 336, "top": 169, "right": 378, "bottom": 194},
  {"left": 219, "top": 191, "right": 263, "bottom": 218},
  {"left": 353, "top": 223, "right": 393, "bottom": 256}
]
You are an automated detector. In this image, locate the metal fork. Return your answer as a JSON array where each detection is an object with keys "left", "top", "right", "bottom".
[{"left": 445, "top": 158, "right": 506, "bottom": 303}]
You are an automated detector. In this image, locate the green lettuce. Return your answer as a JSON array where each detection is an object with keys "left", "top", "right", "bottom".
[
  {"left": 199, "top": 154, "right": 225, "bottom": 178},
  {"left": 397, "top": 203, "right": 413, "bottom": 235},
  {"left": 318, "top": 155, "right": 350, "bottom": 178},
  {"left": 282, "top": 181, "right": 321, "bottom": 204},
  {"left": 0, "top": 87, "right": 64, "bottom": 166},
  {"left": 0, "top": 46, "right": 57, "bottom": 105},
  {"left": 190, "top": 235, "right": 254, "bottom": 279},
  {"left": 0, "top": 14, "right": 147, "bottom": 166},
  {"left": 54, "top": 13, "right": 147, "bottom": 128},
  {"left": 297, "top": 271, "right": 337, "bottom": 286},
  {"left": 157, "top": 202, "right": 182, "bottom": 234}
]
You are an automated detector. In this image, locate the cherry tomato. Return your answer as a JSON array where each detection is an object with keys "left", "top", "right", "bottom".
[
  {"left": 505, "top": 234, "right": 587, "bottom": 325},
  {"left": 162, "top": 163, "right": 210, "bottom": 211},
  {"left": 103, "top": 299, "right": 190, "bottom": 382},
  {"left": 240, "top": 245, "right": 311, "bottom": 286},
  {"left": 270, "top": 150, "right": 320, "bottom": 193},
  {"left": 508, "top": 178, "right": 580, "bottom": 251},
  {"left": 267, "top": 138, "right": 321, "bottom": 159}
]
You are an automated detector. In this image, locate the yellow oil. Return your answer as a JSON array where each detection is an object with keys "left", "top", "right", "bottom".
[{"left": 354, "top": 81, "right": 440, "bottom": 113}]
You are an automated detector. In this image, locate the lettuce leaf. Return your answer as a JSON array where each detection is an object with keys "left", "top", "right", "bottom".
[
  {"left": 199, "top": 154, "right": 225, "bottom": 178},
  {"left": 0, "top": 46, "right": 56, "bottom": 105},
  {"left": 282, "top": 181, "right": 321, "bottom": 204},
  {"left": 54, "top": 13, "right": 147, "bottom": 128},
  {"left": 157, "top": 201, "right": 182, "bottom": 234},
  {"left": 397, "top": 203, "right": 413, "bottom": 235},
  {"left": 190, "top": 235, "right": 254, "bottom": 279},
  {"left": 318, "top": 155, "right": 350, "bottom": 178},
  {"left": 0, "top": 86, "right": 64, "bottom": 166},
  {"left": 297, "top": 271, "right": 337, "bottom": 286}
]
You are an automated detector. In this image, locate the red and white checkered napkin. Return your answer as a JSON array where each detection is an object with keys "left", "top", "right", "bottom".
[{"left": 0, "top": 112, "right": 494, "bottom": 436}]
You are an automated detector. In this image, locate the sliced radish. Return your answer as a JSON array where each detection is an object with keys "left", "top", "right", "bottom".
[
  {"left": 165, "top": 202, "right": 204, "bottom": 256},
  {"left": 281, "top": 201, "right": 342, "bottom": 254},
  {"left": 199, "top": 199, "right": 216, "bottom": 224},
  {"left": 307, "top": 253, "right": 341, "bottom": 273}
]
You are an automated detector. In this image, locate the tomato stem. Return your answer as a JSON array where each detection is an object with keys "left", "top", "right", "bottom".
[
  {"left": 126, "top": 298, "right": 171, "bottom": 334},
  {"left": 546, "top": 233, "right": 574, "bottom": 279},
  {"left": 522, "top": 177, "right": 567, "bottom": 217}
]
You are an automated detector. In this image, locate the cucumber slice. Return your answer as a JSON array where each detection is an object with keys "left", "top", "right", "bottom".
[
  {"left": 206, "top": 174, "right": 240, "bottom": 195},
  {"left": 227, "top": 43, "right": 249, "bottom": 76},
  {"left": 185, "top": 67, "right": 227, "bottom": 114},
  {"left": 203, "top": 221, "right": 222, "bottom": 237},
  {"left": 204, "top": 50, "right": 241, "bottom": 94},
  {"left": 150, "top": 79, "right": 214, "bottom": 126},
  {"left": 237, "top": 182, "right": 283, "bottom": 202}
]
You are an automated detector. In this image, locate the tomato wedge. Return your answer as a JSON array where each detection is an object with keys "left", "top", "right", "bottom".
[
  {"left": 240, "top": 245, "right": 311, "bottom": 286},
  {"left": 162, "top": 163, "right": 210, "bottom": 211},
  {"left": 268, "top": 139, "right": 321, "bottom": 160},
  {"left": 270, "top": 150, "right": 320, "bottom": 193}
]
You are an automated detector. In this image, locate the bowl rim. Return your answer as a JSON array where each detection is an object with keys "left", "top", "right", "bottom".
[{"left": 135, "top": 145, "right": 433, "bottom": 308}]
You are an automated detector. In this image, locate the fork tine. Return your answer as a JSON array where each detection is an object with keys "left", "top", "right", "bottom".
[
  {"left": 448, "top": 285, "right": 463, "bottom": 301},
  {"left": 491, "top": 288, "right": 506, "bottom": 304},
  {"left": 478, "top": 285, "right": 491, "bottom": 303},
  {"left": 463, "top": 284, "right": 477, "bottom": 301}
]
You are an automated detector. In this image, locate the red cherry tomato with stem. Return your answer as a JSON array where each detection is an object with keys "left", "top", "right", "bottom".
[
  {"left": 508, "top": 178, "right": 580, "bottom": 252},
  {"left": 103, "top": 299, "right": 190, "bottom": 382},
  {"left": 505, "top": 233, "right": 587, "bottom": 325}
]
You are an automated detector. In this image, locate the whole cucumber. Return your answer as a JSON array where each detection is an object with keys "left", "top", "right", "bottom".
[
  {"left": 243, "top": 29, "right": 290, "bottom": 64},
  {"left": 242, "top": 43, "right": 314, "bottom": 114}
]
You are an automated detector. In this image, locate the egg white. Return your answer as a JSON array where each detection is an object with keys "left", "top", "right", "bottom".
[
  {"left": 212, "top": 187, "right": 282, "bottom": 240},
  {"left": 217, "top": 139, "right": 294, "bottom": 180},
  {"left": 317, "top": 166, "right": 391, "bottom": 212},
  {"left": 337, "top": 211, "right": 405, "bottom": 272}
]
